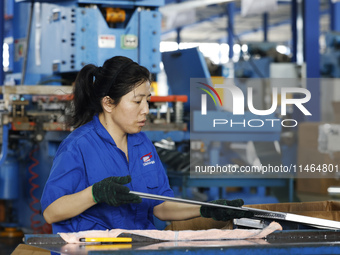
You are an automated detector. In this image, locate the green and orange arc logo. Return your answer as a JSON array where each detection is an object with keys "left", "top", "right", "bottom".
[{"left": 197, "top": 82, "right": 222, "bottom": 106}]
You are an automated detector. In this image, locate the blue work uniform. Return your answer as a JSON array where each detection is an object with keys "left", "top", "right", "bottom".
[{"left": 40, "top": 115, "right": 174, "bottom": 233}]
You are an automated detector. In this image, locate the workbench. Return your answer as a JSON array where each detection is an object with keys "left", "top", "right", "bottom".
[{"left": 16, "top": 230, "right": 340, "bottom": 255}]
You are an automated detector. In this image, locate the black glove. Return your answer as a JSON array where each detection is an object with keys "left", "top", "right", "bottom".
[
  {"left": 200, "top": 199, "right": 254, "bottom": 221},
  {"left": 92, "top": 175, "right": 142, "bottom": 206}
]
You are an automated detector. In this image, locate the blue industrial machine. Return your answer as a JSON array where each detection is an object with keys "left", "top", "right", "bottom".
[
  {"left": 0, "top": 0, "right": 165, "bottom": 234},
  {"left": 11, "top": 0, "right": 163, "bottom": 85},
  {"left": 162, "top": 48, "right": 294, "bottom": 204},
  {"left": 321, "top": 31, "right": 340, "bottom": 78}
]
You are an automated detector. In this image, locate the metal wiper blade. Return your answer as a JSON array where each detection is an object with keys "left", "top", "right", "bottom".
[{"left": 130, "top": 191, "right": 340, "bottom": 230}]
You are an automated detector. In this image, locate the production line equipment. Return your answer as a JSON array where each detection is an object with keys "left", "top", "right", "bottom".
[
  {"left": 0, "top": 0, "right": 176, "bottom": 234},
  {"left": 0, "top": 85, "right": 74, "bottom": 236},
  {"left": 160, "top": 47, "right": 298, "bottom": 203},
  {"left": 0, "top": 84, "right": 189, "bottom": 235}
]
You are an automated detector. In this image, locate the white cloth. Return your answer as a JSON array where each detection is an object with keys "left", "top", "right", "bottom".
[{"left": 59, "top": 221, "right": 282, "bottom": 244}]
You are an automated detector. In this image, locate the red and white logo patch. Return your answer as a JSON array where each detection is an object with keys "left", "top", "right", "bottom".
[
  {"left": 140, "top": 152, "right": 155, "bottom": 166},
  {"left": 141, "top": 152, "right": 152, "bottom": 162}
]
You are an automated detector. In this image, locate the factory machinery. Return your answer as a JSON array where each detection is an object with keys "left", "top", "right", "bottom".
[
  {"left": 2, "top": 0, "right": 340, "bottom": 254},
  {"left": 161, "top": 46, "right": 296, "bottom": 204},
  {"left": 0, "top": 0, "right": 190, "bottom": 236}
]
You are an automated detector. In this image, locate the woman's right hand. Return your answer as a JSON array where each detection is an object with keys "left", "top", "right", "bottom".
[{"left": 92, "top": 175, "right": 142, "bottom": 206}]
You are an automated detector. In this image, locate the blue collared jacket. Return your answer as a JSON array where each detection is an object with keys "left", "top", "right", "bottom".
[{"left": 41, "top": 115, "right": 174, "bottom": 233}]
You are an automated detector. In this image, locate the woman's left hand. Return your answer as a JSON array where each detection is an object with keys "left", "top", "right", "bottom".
[{"left": 200, "top": 199, "right": 254, "bottom": 221}]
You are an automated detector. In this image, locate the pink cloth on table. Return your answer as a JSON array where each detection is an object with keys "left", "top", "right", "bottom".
[
  {"left": 59, "top": 221, "right": 282, "bottom": 243},
  {"left": 137, "top": 239, "right": 270, "bottom": 250}
]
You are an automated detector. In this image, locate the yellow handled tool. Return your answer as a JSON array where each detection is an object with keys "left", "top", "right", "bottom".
[{"left": 79, "top": 237, "right": 132, "bottom": 243}]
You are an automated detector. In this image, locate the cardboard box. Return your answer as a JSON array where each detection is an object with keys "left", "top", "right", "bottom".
[
  {"left": 11, "top": 244, "right": 50, "bottom": 255},
  {"left": 296, "top": 178, "right": 340, "bottom": 195},
  {"left": 333, "top": 101, "right": 340, "bottom": 124},
  {"left": 247, "top": 200, "right": 340, "bottom": 221},
  {"left": 297, "top": 122, "right": 340, "bottom": 194},
  {"left": 298, "top": 122, "right": 322, "bottom": 149}
]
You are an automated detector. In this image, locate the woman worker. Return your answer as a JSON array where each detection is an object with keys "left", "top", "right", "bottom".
[{"left": 40, "top": 56, "right": 253, "bottom": 234}]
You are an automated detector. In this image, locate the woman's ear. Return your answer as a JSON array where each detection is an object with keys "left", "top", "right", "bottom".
[{"left": 102, "top": 96, "right": 114, "bottom": 113}]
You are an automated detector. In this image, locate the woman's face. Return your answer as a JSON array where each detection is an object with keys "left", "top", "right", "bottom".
[{"left": 110, "top": 81, "right": 151, "bottom": 135}]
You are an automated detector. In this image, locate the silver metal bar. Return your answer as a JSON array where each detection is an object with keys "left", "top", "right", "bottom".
[
  {"left": 233, "top": 218, "right": 268, "bottom": 229},
  {"left": 130, "top": 191, "right": 340, "bottom": 230},
  {"left": 131, "top": 190, "right": 253, "bottom": 211}
]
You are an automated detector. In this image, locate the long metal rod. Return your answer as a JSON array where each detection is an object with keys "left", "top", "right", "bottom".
[
  {"left": 130, "top": 191, "right": 340, "bottom": 230},
  {"left": 131, "top": 191, "right": 253, "bottom": 211}
]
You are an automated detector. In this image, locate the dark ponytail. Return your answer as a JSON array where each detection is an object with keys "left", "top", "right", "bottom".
[
  {"left": 71, "top": 56, "right": 151, "bottom": 128},
  {"left": 71, "top": 64, "right": 101, "bottom": 127}
]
